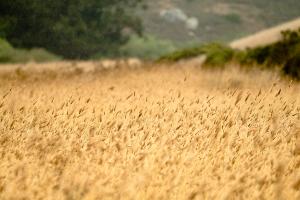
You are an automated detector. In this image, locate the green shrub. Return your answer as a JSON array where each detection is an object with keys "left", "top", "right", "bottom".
[
  {"left": 0, "top": 38, "right": 60, "bottom": 63},
  {"left": 120, "top": 35, "right": 177, "bottom": 60},
  {"left": 237, "top": 29, "right": 300, "bottom": 78},
  {"left": 11, "top": 48, "right": 60, "bottom": 63},
  {"left": 202, "top": 43, "right": 234, "bottom": 67},
  {"left": 158, "top": 43, "right": 234, "bottom": 66},
  {"left": 0, "top": 38, "right": 14, "bottom": 62},
  {"left": 159, "top": 28, "right": 300, "bottom": 79},
  {"left": 158, "top": 46, "right": 204, "bottom": 62},
  {"left": 282, "top": 43, "right": 300, "bottom": 79}
]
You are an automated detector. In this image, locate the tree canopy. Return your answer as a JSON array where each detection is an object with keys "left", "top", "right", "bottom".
[{"left": 0, "top": 0, "right": 143, "bottom": 59}]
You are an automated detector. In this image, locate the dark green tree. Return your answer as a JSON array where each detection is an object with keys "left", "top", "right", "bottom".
[{"left": 0, "top": 0, "right": 143, "bottom": 59}]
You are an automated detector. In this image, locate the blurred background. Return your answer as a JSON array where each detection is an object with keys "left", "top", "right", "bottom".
[{"left": 0, "top": 0, "right": 300, "bottom": 62}]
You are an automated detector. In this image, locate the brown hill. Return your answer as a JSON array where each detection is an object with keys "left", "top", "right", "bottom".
[{"left": 230, "top": 18, "right": 300, "bottom": 50}]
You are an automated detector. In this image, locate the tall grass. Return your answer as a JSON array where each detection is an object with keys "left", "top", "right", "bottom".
[{"left": 0, "top": 62, "right": 299, "bottom": 199}]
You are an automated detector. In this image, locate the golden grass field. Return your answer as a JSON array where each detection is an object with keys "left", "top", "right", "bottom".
[{"left": 0, "top": 61, "right": 300, "bottom": 199}]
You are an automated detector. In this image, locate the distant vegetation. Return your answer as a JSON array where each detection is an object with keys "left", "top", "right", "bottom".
[
  {"left": 120, "top": 35, "right": 176, "bottom": 60},
  {"left": 0, "top": 38, "right": 14, "bottom": 62},
  {"left": 0, "top": 0, "right": 143, "bottom": 59},
  {"left": 0, "top": 38, "right": 60, "bottom": 63},
  {"left": 159, "top": 29, "right": 300, "bottom": 79},
  {"left": 1, "top": 1, "right": 300, "bottom": 61},
  {"left": 238, "top": 29, "right": 300, "bottom": 79},
  {"left": 158, "top": 43, "right": 234, "bottom": 66}
]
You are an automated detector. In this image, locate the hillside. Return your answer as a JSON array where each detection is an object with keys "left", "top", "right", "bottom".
[
  {"left": 140, "top": 0, "right": 300, "bottom": 45},
  {"left": 230, "top": 18, "right": 300, "bottom": 50}
]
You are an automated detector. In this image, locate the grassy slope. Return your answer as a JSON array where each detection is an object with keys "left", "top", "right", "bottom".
[
  {"left": 230, "top": 18, "right": 300, "bottom": 50},
  {"left": 140, "top": 0, "right": 300, "bottom": 44}
]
